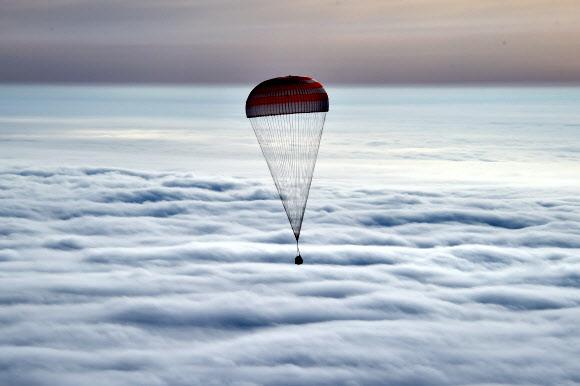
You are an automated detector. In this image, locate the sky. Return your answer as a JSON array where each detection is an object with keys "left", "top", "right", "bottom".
[
  {"left": 0, "top": 84, "right": 579, "bottom": 384},
  {"left": 1, "top": 0, "right": 580, "bottom": 83}
]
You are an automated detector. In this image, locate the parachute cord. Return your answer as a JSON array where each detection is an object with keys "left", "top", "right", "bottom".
[{"left": 296, "top": 240, "right": 300, "bottom": 256}]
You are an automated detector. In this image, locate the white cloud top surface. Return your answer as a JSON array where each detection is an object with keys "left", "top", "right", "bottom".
[{"left": 0, "top": 85, "right": 579, "bottom": 385}]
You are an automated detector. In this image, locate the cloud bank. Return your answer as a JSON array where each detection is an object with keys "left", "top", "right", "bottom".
[{"left": 1, "top": 166, "right": 579, "bottom": 385}]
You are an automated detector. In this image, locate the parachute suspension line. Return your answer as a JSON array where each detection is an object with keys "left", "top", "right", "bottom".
[
  {"left": 249, "top": 111, "right": 326, "bottom": 242},
  {"left": 296, "top": 239, "right": 300, "bottom": 256}
]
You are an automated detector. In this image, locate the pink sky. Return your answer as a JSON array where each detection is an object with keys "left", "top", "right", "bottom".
[{"left": 1, "top": 0, "right": 579, "bottom": 83}]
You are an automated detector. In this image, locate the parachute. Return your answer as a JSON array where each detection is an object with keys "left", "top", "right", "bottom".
[{"left": 246, "top": 76, "right": 329, "bottom": 264}]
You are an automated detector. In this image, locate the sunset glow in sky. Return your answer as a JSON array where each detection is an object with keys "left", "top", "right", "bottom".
[{"left": 1, "top": 0, "right": 579, "bottom": 83}]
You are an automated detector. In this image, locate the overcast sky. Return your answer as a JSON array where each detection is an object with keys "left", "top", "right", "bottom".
[{"left": 1, "top": 0, "right": 579, "bottom": 83}]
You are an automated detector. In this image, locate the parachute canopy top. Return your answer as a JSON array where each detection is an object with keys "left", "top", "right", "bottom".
[{"left": 246, "top": 76, "right": 329, "bottom": 118}]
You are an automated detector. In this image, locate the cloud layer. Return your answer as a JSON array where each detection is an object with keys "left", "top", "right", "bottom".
[{"left": 1, "top": 166, "right": 579, "bottom": 385}]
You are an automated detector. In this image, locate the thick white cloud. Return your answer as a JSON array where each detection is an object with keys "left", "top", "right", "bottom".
[
  {"left": 1, "top": 84, "right": 579, "bottom": 384},
  {"left": 1, "top": 165, "right": 579, "bottom": 385}
]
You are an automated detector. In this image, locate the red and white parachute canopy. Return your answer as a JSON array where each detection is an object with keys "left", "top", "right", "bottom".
[{"left": 246, "top": 76, "right": 329, "bottom": 118}]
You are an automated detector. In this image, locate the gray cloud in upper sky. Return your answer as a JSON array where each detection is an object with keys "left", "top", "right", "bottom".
[
  {"left": 1, "top": 0, "right": 580, "bottom": 83},
  {"left": 1, "top": 166, "right": 580, "bottom": 385}
]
